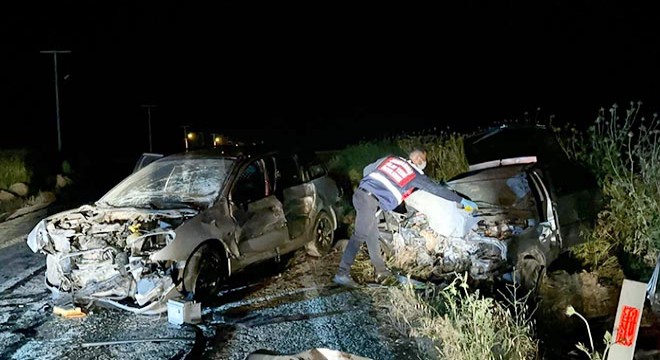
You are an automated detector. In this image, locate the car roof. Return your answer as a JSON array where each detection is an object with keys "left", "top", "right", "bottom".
[
  {"left": 154, "top": 144, "right": 319, "bottom": 164},
  {"left": 157, "top": 144, "right": 274, "bottom": 161}
]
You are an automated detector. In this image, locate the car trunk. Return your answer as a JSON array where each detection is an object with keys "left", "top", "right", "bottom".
[
  {"left": 463, "top": 125, "right": 570, "bottom": 166},
  {"left": 462, "top": 125, "right": 601, "bottom": 250},
  {"left": 448, "top": 164, "right": 541, "bottom": 233}
]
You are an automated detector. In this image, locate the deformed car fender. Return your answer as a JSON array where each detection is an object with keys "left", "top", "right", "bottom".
[
  {"left": 150, "top": 213, "right": 234, "bottom": 262},
  {"left": 26, "top": 218, "right": 48, "bottom": 253}
]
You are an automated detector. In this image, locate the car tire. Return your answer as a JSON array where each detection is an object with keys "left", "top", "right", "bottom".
[
  {"left": 183, "top": 242, "right": 228, "bottom": 301},
  {"left": 306, "top": 211, "right": 334, "bottom": 256}
]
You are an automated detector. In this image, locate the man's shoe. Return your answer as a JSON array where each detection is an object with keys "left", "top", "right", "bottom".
[
  {"left": 333, "top": 274, "right": 360, "bottom": 288},
  {"left": 375, "top": 270, "right": 395, "bottom": 284}
]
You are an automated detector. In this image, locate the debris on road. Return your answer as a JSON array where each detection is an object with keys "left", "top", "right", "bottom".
[
  {"left": 80, "top": 337, "right": 196, "bottom": 348},
  {"left": 167, "top": 298, "right": 202, "bottom": 325},
  {"left": 246, "top": 347, "right": 373, "bottom": 359},
  {"left": 53, "top": 305, "right": 87, "bottom": 318}
]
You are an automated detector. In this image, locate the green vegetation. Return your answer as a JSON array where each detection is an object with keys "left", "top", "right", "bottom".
[
  {"left": 396, "top": 134, "right": 469, "bottom": 182},
  {"left": 326, "top": 133, "right": 468, "bottom": 191},
  {"left": 326, "top": 139, "right": 405, "bottom": 189},
  {"left": 0, "top": 149, "right": 68, "bottom": 219},
  {"left": 383, "top": 273, "right": 537, "bottom": 360},
  {"left": 554, "top": 101, "right": 660, "bottom": 279},
  {"left": 565, "top": 305, "right": 613, "bottom": 360},
  {"left": 0, "top": 149, "right": 32, "bottom": 190}
]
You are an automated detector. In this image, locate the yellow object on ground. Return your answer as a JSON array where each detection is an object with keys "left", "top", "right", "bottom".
[{"left": 53, "top": 306, "right": 87, "bottom": 318}]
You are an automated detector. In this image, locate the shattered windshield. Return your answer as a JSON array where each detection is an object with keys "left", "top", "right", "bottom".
[{"left": 98, "top": 158, "right": 233, "bottom": 209}]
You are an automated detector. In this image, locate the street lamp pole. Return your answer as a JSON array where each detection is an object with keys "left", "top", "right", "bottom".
[
  {"left": 141, "top": 104, "right": 157, "bottom": 152},
  {"left": 181, "top": 125, "right": 190, "bottom": 151},
  {"left": 40, "top": 50, "right": 71, "bottom": 153}
]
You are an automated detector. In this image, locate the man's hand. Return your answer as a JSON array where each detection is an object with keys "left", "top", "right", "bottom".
[{"left": 460, "top": 198, "right": 478, "bottom": 212}]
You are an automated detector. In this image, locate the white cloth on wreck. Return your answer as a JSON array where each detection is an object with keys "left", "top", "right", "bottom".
[{"left": 404, "top": 190, "right": 480, "bottom": 239}]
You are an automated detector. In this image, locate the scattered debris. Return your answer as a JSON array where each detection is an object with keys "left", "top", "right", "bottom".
[
  {"left": 246, "top": 347, "right": 372, "bottom": 360},
  {"left": 80, "top": 337, "right": 196, "bottom": 348},
  {"left": 167, "top": 298, "right": 202, "bottom": 325},
  {"left": 53, "top": 305, "right": 87, "bottom": 318}
]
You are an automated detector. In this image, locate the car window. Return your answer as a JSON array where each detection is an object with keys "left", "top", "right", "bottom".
[
  {"left": 306, "top": 163, "right": 328, "bottom": 180},
  {"left": 232, "top": 160, "right": 267, "bottom": 204},
  {"left": 276, "top": 154, "right": 302, "bottom": 188}
]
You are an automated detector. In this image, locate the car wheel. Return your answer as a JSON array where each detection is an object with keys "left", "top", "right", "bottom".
[
  {"left": 183, "top": 243, "right": 227, "bottom": 301},
  {"left": 307, "top": 211, "right": 334, "bottom": 256}
]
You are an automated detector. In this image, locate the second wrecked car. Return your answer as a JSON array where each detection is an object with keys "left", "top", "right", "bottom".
[
  {"left": 27, "top": 146, "right": 341, "bottom": 314},
  {"left": 379, "top": 125, "right": 603, "bottom": 292}
]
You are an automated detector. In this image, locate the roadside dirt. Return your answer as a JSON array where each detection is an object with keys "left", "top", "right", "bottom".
[{"left": 537, "top": 266, "right": 660, "bottom": 359}]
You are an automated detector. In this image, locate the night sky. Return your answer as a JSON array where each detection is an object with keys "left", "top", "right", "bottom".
[{"left": 2, "top": 1, "right": 660, "bottom": 158}]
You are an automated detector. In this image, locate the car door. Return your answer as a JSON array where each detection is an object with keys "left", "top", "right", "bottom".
[
  {"left": 542, "top": 162, "right": 602, "bottom": 249},
  {"left": 527, "top": 168, "right": 561, "bottom": 250},
  {"left": 230, "top": 158, "right": 289, "bottom": 255},
  {"left": 132, "top": 153, "right": 164, "bottom": 173},
  {"left": 275, "top": 153, "right": 315, "bottom": 240}
]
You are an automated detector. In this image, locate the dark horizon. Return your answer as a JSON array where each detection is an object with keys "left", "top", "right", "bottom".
[{"left": 2, "top": 1, "right": 660, "bottom": 157}]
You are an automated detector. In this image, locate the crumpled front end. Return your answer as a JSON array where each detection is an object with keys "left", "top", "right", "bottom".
[
  {"left": 27, "top": 204, "right": 198, "bottom": 314},
  {"left": 383, "top": 190, "right": 534, "bottom": 283}
]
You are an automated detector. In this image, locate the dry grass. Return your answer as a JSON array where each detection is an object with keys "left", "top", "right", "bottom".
[
  {"left": 378, "top": 274, "right": 538, "bottom": 360},
  {"left": 0, "top": 149, "right": 32, "bottom": 189},
  {"left": 555, "top": 101, "right": 660, "bottom": 277}
]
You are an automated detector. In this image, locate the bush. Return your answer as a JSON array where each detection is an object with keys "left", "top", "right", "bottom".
[
  {"left": 384, "top": 273, "right": 538, "bottom": 360},
  {"left": 396, "top": 133, "right": 469, "bottom": 182},
  {"left": 0, "top": 149, "right": 32, "bottom": 190},
  {"left": 326, "top": 139, "right": 404, "bottom": 190},
  {"left": 326, "top": 133, "right": 469, "bottom": 192},
  {"left": 554, "top": 101, "right": 660, "bottom": 279}
]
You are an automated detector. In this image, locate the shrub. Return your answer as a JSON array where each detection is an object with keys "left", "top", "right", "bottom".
[
  {"left": 554, "top": 101, "right": 660, "bottom": 278},
  {"left": 396, "top": 133, "right": 469, "bottom": 182},
  {"left": 384, "top": 273, "right": 538, "bottom": 360},
  {"left": 0, "top": 149, "right": 32, "bottom": 190}
]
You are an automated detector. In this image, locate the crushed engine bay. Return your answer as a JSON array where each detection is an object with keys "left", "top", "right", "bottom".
[
  {"left": 381, "top": 190, "right": 535, "bottom": 283},
  {"left": 27, "top": 204, "right": 198, "bottom": 314}
]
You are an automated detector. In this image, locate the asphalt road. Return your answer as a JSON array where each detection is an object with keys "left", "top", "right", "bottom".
[{"left": 0, "top": 204, "right": 407, "bottom": 360}]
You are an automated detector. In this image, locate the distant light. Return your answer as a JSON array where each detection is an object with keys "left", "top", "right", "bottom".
[
  {"left": 187, "top": 132, "right": 197, "bottom": 141},
  {"left": 213, "top": 136, "right": 223, "bottom": 146}
]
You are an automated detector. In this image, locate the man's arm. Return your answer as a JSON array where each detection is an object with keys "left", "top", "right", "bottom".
[{"left": 411, "top": 174, "right": 464, "bottom": 203}]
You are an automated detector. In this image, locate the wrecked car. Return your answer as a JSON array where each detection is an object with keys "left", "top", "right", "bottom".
[
  {"left": 378, "top": 125, "right": 603, "bottom": 292},
  {"left": 27, "top": 146, "right": 341, "bottom": 314}
]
